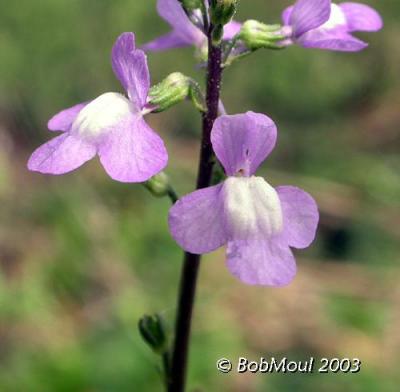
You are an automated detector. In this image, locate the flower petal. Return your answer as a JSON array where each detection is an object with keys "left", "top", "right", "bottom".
[
  {"left": 277, "top": 186, "right": 319, "bottom": 249},
  {"left": 28, "top": 133, "right": 96, "bottom": 175},
  {"left": 142, "top": 31, "right": 192, "bottom": 52},
  {"left": 71, "top": 92, "right": 133, "bottom": 139},
  {"left": 299, "top": 29, "right": 368, "bottom": 51},
  {"left": 211, "top": 112, "right": 277, "bottom": 176},
  {"left": 168, "top": 184, "right": 228, "bottom": 254},
  {"left": 223, "top": 20, "right": 242, "bottom": 40},
  {"left": 282, "top": 6, "right": 294, "bottom": 26},
  {"left": 290, "top": 0, "right": 331, "bottom": 37},
  {"left": 340, "top": 2, "right": 383, "bottom": 32},
  {"left": 47, "top": 102, "right": 88, "bottom": 132},
  {"left": 226, "top": 239, "right": 297, "bottom": 286},
  {"left": 98, "top": 115, "right": 167, "bottom": 183},
  {"left": 111, "top": 32, "right": 149, "bottom": 109},
  {"left": 156, "top": 0, "right": 203, "bottom": 45},
  {"left": 222, "top": 176, "right": 283, "bottom": 241}
]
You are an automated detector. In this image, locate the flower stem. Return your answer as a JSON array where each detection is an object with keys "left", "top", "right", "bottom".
[
  {"left": 168, "top": 26, "right": 223, "bottom": 392},
  {"left": 167, "top": 186, "right": 179, "bottom": 204}
]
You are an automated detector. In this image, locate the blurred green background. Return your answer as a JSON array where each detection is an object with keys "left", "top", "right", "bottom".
[{"left": 0, "top": 0, "right": 399, "bottom": 391}]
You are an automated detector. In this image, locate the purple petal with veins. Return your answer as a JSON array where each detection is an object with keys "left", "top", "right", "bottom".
[
  {"left": 226, "top": 239, "right": 297, "bottom": 286},
  {"left": 112, "top": 32, "right": 150, "bottom": 110},
  {"left": 277, "top": 186, "right": 319, "bottom": 249},
  {"left": 340, "top": 2, "right": 383, "bottom": 32},
  {"left": 289, "top": 0, "right": 331, "bottom": 37},
  {"left": 142, "top": 31, "right": 193, "bottom": 52},
  {"left": 28, "top": 133, "right": 96, "bottom": 175},
  {"left": 98, "top": 115, "right": 167, "bottom": 183},
  {"left": 47, "top": 102, "right": 88, "bottom": 132},
  {"left": 168, "top": 184, "right": 228, "bottom": 254},
  {"left": 299, "top": 28, "right": 368, "bottom": 51},
  {"left": 211, "top": 111, "right": 277, "bottom": 176}
]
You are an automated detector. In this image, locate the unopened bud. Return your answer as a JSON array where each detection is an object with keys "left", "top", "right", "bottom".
[
  {"left": 210, "top": 0, "right": 237, "bottom": 26},
  {"left": 138, "top": 314, "right": 168, "bottom": 354},
  {"left": 238, "top": 20, "right": 286, "bottom": 50},
  {"left": 212, "top": 24, "right": 224, "bottom": 46},
  {"left": 189, "top": 81, "right": 207, "bottom": 112},
  {"left": 179, "top": 0, "right": 202, "bottom": 12},
  {"left": 144, "top": 172, "right": 170, "bottom": 198},
  {"left": 148, "top": 73, "right": 206, "bottom": 113},
  {"left": 148, "top": 72, "right": 191, "bottom": 113}
]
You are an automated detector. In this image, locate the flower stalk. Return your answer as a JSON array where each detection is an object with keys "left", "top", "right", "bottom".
[{"left": 168, "top": 23, "right": 223, "bottom": 392}]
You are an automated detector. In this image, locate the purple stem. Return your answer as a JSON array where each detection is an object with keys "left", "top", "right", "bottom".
[{"left": 168, "top": 26, "right": 223, "bottom": 392}]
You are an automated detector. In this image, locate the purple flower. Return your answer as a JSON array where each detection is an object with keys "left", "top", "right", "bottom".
[
  {"left": 281, "top": 0, "right": 383, "bottom": 51},
  {"left": 28, "top": 33, "right": 168, "bottom": 183},
  {"left": 168, "top": 112, "right": 319, "bottom": 286},
  {"left": 143, "top": 0, "right": 241, "bottom": 52}
]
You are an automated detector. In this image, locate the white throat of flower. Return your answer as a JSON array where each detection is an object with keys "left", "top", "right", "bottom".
[
  {"left": 71, "top": 92, "right": 134, "bottom": 139},
  {"left": 321, "top": 4, "right": 347, "bottom": 30},
  {"left": 222, "top": 176, "right": 283, "bottom": 240}
]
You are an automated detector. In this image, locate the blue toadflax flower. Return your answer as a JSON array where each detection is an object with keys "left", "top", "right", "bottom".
[
  {"left": 280, "top": 0, "right": 383, "bottom": 51},
  {"left": 28, "top": 33, "right": 168, "bottom": 183},
  {"left": 168, "top": 112, "right": 319, "bottom": 286}
]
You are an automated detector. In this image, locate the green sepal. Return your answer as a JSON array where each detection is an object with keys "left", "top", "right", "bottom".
[
  {"left": 148, "top": 73, "right": 206, "bottom": 113},
  {"left": 238, "top": 20, "right": 287, "bottom": 50},
  {"left": 210, "top": 0, "right": 237, "bottom": 26},
  {"left": 138, "top": 314, "right": 169, "bottom": 355}
]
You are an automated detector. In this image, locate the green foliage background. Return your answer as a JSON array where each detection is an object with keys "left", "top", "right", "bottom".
[{"left": 0, "top": 1, "right": 399, "bottom": 391}]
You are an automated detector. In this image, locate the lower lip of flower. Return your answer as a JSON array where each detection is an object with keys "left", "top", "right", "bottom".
[
  {"left": 320, "top": 3, "right": 347, "bottom": 30},
  {"left": 71, "top": 92, "right": 133, "bottom": 139},
  {"left": 222, "top": 176, "right": 283, "bottom": 240}
]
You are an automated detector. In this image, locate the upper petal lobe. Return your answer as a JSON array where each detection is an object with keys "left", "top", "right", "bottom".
[
  {"left": 211, "top": 112, "right": 277, "bottom": 176},
  {"left": 282, "top": 6, "right": 294, "bottom": 26},
  {"left": 112, "top": 33, "right": 150, "bottom": 109},
  {"left": 290, "top": 0, "right": 331, "bottom": 37},
  {"left": 142, "top": 31, "right": 192, "bottom": 52},
  {"left": 157, "top": 0, "right": 203, "bottom": 45}
]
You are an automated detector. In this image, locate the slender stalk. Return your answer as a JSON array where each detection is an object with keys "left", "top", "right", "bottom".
[
  {"left": 162, "top": 351, "right": 171, "bottom": 387},
  {"left": 167, "top": 186, "right": 179, "bottom": 204},
  {"left": 168, "top": 26, "right": 223, "bottom": 392}
]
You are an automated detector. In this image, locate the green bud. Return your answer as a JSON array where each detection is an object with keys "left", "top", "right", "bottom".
[
  {"left": 138, "top": 314, "right": 169, "bottom": 354},
  {"left": 189, "top": 81, "right": 207, "bottom": 112},
  {"left": 179, "top": 0, "right": 202, "bottom": 11},
  {"left": 144, "top": 172, "right": 170, "bottom": 198},
  {"left": 210, "top": 0, "right": 237, "bottom": 26},
  {"left": 238, "top": 20, "right": 287, "bottom": 50},
  {"left": 148, "top": 72, "right": 191, "bottom": 113},
  {"left": 149, "top": 73, "right": 206, "bottom": 113},
  {"left": 212, "top": 24, "right": 224, "bottom": 46}
]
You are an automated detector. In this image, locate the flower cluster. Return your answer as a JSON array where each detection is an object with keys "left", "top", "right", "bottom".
[{"left": 28, "top": 0, "right": 382, "bottom": 286}]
